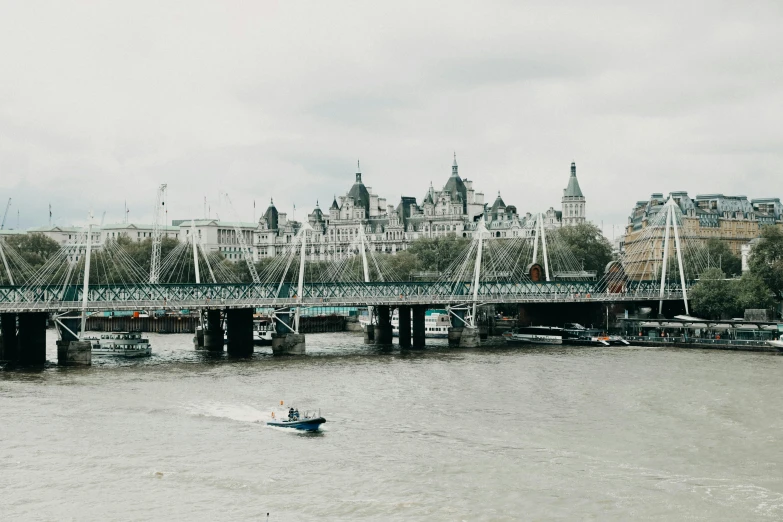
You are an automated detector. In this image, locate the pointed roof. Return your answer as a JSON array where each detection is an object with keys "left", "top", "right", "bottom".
[
  {"left": 563, "top": 162, "right": 584, "bottom": 198},
  {"left": 346, "top": 160, "right": 370, "bottom": 213},
  {"left": 330, "top": 196, "right": 339, "bottom": 211},
  {"left": 443, "top": 153, "right": 467, "bottom": 212},
  {"left": 490, "top": 191, "right": 506, "bottom": 213},
  {"left": 263, "top": 198, "right": 279, "bottom": 229}
]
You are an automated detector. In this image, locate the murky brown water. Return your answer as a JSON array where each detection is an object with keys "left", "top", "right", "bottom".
[{"left": 2, "top": 332, "right": 782, "bottom": 520}]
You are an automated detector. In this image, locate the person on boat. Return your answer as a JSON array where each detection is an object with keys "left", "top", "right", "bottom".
[
  {"left": 293, "top": 409, "right": 300, "bottom": 420},
  {"left": 288, "top": 407, "right": 295, "bottom": 420}
]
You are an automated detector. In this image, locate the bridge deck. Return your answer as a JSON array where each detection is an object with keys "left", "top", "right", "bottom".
[{"left": 0, "top": 280, "right": 688, "bottom": 313}]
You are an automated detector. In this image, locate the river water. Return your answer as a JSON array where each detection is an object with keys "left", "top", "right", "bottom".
[{"left": 2, "top": 331, "right": 782, "bottom": 521}]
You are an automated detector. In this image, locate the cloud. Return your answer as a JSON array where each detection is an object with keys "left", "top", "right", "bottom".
[{"left": 0, "top": 0, "right": 781, "bottom": 234}]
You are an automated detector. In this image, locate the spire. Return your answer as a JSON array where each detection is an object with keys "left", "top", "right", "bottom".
[
  {"left": 270, "top": 197, "right": 274, "bottom": 206},
  {"left": 356, "top": 159, "right": 362, "bottom": 183},
  {"left": 563, "top": 162, "right": 584, "bottom": 198},
  {"left": 452, "top": 152, "right": 458, "bottom": 176}
]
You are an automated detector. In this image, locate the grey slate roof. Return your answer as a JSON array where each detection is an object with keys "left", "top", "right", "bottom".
[{"left": 563, "top": 162, "right": 584, "bottom": 198}]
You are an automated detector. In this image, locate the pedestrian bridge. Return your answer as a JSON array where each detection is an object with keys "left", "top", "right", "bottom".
[{"left": 0, "top": 280, "right": 688, "bottom": 313}]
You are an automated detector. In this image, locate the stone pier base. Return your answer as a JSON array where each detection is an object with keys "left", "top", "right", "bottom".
[
  {"left": 459, "top": 328, "right": 481, "bottom": 348},
  {"left": 272, "top": 333, "right": 306, "bottom": 355},
  {"left": 363, "top": 326, "right": 375, "bottom": 344},
  {"left": 448, "top": 327, "right": 463, "bottom": 347},
  {"left": 57, "top": 340, "right": 92, "bottom": 366}
]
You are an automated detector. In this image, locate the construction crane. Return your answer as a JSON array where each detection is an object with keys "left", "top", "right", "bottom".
[
  {"left": 1, "top": 198, "right": 10, "bottom": 230},
  {"left": 150, "top": 184, "right": 167, "bottom": 283}
]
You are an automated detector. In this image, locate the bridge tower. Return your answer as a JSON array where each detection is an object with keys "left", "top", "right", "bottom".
[
  {"left": 271, "top": 223, "right": 312, "bottom": 355},
  {"left": 658, "top": 198, "right": 690, "bottom": 316},
  {"left": 150, "top": 184, "right": 167, "bottom": 284}
]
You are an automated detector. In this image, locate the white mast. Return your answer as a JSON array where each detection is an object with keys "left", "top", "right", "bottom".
[
  {"left": 150, "top": 184, "right": 167, "bottom": 283},
  {"left": 80, "top": 219, "right": 94, "bottom": 339},
  {"left": 470, "top": 218, "right": 487, "bottom": 327},
  {"left": 294, "top": 223, "right": 312, "bottom": 333},
  {"left": 658, "top": 201, "right": 673, "bottom": 316},
  {"left": 539, "top": 216, "right": 550, "bottom": 282},
  {"left": 191, "top": 220, "right": 200, "bottom": 284},
  {"left": 0, "top": 241, "right": 13, "bottom": 285},
  {"left": 670, "top": 202, "right": 690, "bottom": 315}
]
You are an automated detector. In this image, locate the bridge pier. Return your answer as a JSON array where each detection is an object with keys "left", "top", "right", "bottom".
[
  {"left": 459, "top": 327, "right": 480, "bottom": 348},
  {"left": 448, "top": 309, "right": 466, "bottom": 347},
  {"left": 397, "top": 305, "right": 411, "bottom": 348},
  {"left": 1, "top": 313, "right": 18, "bottom": 362},
  {"left": 412, "top": 305, "right": 426, "bottom": 348},
  {"left": 374, "top": 305, "right": 393, "bottom": 345},
  {"left": 202, "top": 309, "right": 224, "bottom": 351},
  {"left": 226, "top": 308, "right": 254, "bottom": 357},
  {"left": 17, "top": 312, "right": 47, "bottom": 365},
  {"left": 57, "top": 340, "right": 91, "bottom": 366},
  {"left": 272, "top": 309, "right": 306, "bottom": 355}
]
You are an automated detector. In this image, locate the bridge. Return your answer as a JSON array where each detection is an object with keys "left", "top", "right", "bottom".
[{"left": 0, "top": 198, "right": 700, "bottom": 363}]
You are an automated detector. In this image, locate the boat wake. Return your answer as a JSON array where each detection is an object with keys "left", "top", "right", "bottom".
[{"left": 187, "top": 402, "right": 271, "bottom": 424}]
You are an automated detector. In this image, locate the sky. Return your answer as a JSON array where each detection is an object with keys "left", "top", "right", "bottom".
[{"left": 0, "top": 0, "right": 781, "bottom": 238}]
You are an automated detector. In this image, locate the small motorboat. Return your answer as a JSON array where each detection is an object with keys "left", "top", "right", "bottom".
[
  {"left": 266, "top": 409, "right": 326, "bottom": 432},
  {"left": 767, "top": 339, "right": 783, "bottom": 349}
]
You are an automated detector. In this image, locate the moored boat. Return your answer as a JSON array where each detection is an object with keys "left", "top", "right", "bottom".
[
  {"left": 254, "top": 320, "right": 274, "bottom": 346},
  {"left": 503, "top": 326, "right": 577, "bottom": 345},
  {"left": 86, "top": 332, "right": 152, "bottom": 357}
]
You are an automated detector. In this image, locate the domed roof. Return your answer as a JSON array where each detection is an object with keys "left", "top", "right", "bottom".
[
  {"left": 347, "top": 162, "right": 370, "bottom": 213},
  {"left": 263, "top": 198, "right": 278, "bottom": 230},
  {"left": 443, "top": 153, "right": 467, "bottom": 212},
  {"left": 310, "top": 201, "right": 324, "bottom": 222}
]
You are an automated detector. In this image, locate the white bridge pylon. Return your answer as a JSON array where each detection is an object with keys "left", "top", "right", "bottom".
[{"left": 658, "top": 198, "right": 689, "bottom": 315}]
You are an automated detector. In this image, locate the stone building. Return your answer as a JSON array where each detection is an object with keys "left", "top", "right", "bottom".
[
  {"left": 561, "top": 162, "right": 586, "bottom": 226},
  {"left": 623, "top": 192, "right": 783, "bottom": 279}
]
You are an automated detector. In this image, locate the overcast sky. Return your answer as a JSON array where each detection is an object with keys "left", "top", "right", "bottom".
[{"left": 1, "top": 1, "right": 781, "bottom": 237}]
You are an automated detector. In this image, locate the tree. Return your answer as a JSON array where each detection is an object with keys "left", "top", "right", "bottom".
[
  {"left": 689, "top": 268, "right": 737, "bottom": 319},
  {"left": 703, "top": 238, "right": 742, "bottom": 277},
  {"left": 406, "top": 234, "right": 470, "bottom": 273},
  {"left": 749, "top": 226, "right": 783, "bottom": 300},
  {"left": 5, "top": 233, "right": 61, "bottom": 270},
  {"left": 733, "top": 272, "right": 773, "bottom": 313},
  {"left": 552, "top": 223, "right": 613, "bottom": 278}
]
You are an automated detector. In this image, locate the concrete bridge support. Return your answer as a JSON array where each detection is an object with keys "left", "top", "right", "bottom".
[
  {"left": 374, "top": 305, "right": 393, "bottom": 345},
  {"left": 448, "top": 309, "right": 466, "bottom": 347},
  {"left": 1, "top": 313, "right": 18, "bottom": 362},
  {"left": 397, "top": 305, "right": 411, "bottom": 348},
  {"left": 459, "top": 327, "right": 481, "bottom": 348},
  {"left": 412, "top": 305, "right": 426, "bottom": 348},
  {"left": 272, "top": 308, "right": 306, "bottom": 355},
  {"left": 57, "top": 340, "right": 91, "bottom": 366},
  {"left": 226, "top": 308, "right": 254, "bottom": 357},
  {"left": 202, "top": 309, "right": 224, "bottom": 351},
  {"left": 17, "top": 312, "right": 47, "bottom": 365}
]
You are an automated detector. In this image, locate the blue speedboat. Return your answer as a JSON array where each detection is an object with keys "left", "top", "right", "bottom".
[{"left": 267, "top": 409, "right": 326, "bottom": 432}]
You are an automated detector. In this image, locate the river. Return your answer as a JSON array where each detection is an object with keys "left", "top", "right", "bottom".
[{"left": 2, "top": 331, "right": 782, "bottom": 520}]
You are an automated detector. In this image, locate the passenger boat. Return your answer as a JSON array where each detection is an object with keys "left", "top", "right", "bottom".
[
  {"left": 503, "top": 326, "right": 579, "bottom": 345},
  {"left": 86, "top": 332, "right": 152, "bottom": 357},
  {"left": 391, "top": 309, "right": 451, "bottom": 338},
  {"left": 266, "top": 409, "right": 326, "bottom": 432},
  {"left": 768, "top": 339, "right": 783, "bottom": 348},
  {"left": 562, "top": 323, "right": 630, "bottom": 346},
  {"left": 254, "top": 320, "right": 274, "bottom": 346}
]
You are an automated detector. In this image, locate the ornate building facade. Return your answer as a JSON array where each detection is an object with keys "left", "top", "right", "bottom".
[
  {"left": 622, "top": 192, "right": 783, "bottom": 279},
  {"left": 250, "top": 156, "right": 585, "bottom": 261}
]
